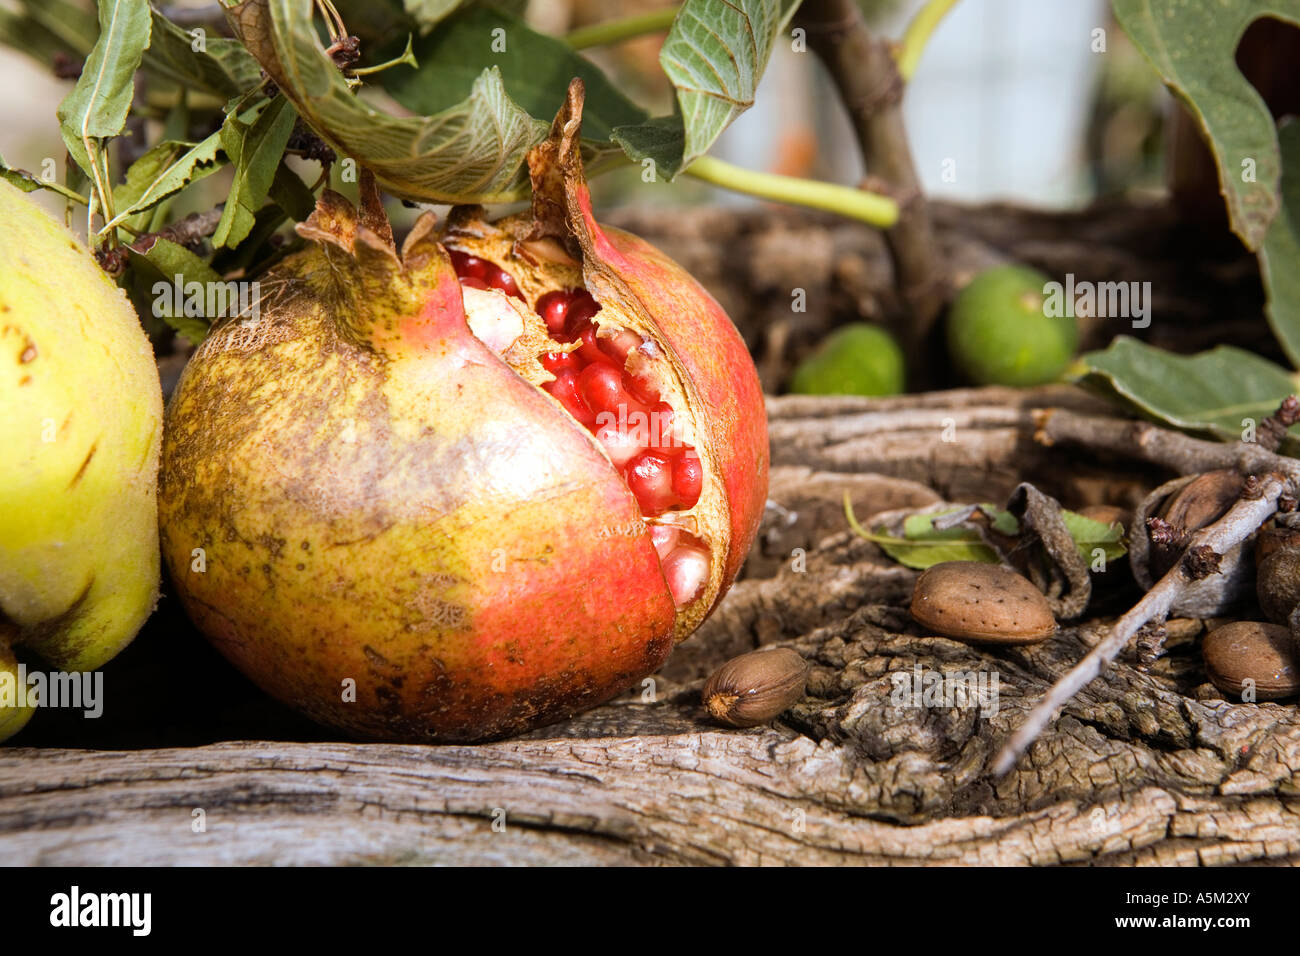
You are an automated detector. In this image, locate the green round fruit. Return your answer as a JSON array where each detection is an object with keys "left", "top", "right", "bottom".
[
  {"left": 946, "top": 264, "right": 1077, "bottom": 387},
  {"left": 788, "top": 323, "right": 905, "bottom": 397}
]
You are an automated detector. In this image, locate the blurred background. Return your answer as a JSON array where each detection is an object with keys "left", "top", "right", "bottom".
[{"left": 0, "top": 0, "right": 1170, "bottom": 224}]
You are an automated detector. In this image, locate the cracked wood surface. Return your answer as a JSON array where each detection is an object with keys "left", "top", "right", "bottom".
[
  {"left": 5, "top": 389, "right": 1299, "bottom": 865},
  {"left": 4, "top": 202, "right": 1298, "bottom": 865}
]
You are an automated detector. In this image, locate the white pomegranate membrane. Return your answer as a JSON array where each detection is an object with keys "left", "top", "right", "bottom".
[{"left": 450, "top": 250, "right": 711, "bottom": 609}]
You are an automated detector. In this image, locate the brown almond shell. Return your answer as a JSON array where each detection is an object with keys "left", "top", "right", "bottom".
[{"left": 910, "top": 561, "right": 1057, "bottom": 644}]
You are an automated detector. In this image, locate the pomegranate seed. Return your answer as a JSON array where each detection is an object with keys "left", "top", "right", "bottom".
[
  {"left": 661, "top": 544, "right": 710, "bottom": 608},
  {"left": 543, "top": 369, "right": 596, "bottom": 427},
  {"left": 536, "top": 290, "right": 573, "bottom": 338},
  {"left": 459, "top": 276, "right": 489, "bottom": 290},
  {"left": 487, "top": 266, "right": 523, "bottom": 300},
  {"left": 541, "top": 350, "right": 580, "bottom": 374},
  {"left": 599, "top": 327, "right": 643, "bottom": 365},
  {"left": 672, "top": 452, "right": 703, "bottom": 508},
  {"left": 449, "top": 250, "right": 491, "bottom": 281},
  {"left": 625, "top": 451, "right": 677, "bottom": 516},
  {"left": 578, "top": 362, "right": 641, "bottom": 417},
  {"left": 649, "top": 524, "right": 679, "bottom": 560},
  {"left": 624, "top": 369, "right": 660, "bottom": 405},
  {"left": 593, "top": 419, "right": 644, "bottom": 469},
  {"left": 647, "top": 400, "right": 683, "bottom": 455},
  {"left": 566, "top": 289, "right": 600, "bottom": 327},
  {"left": 576, "top": 322, "right": 617, "bottom": 367}
]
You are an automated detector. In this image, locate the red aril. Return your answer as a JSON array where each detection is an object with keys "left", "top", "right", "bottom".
[
  {"left": 536, "top": 290, "right": 572, "bottom": 337},
  {"left": 449, "top": 250, "right": 490, "bottom": 281},
  {"left": 593, "top": 419, "right": 644, "bottom": 469},
  {"left": 647, "top": 401, "right": 680, "bottom": 455},
  {"left": 578, "top": 362, "right": 641, "bottom": 418},
  {"left": 566, "top": 289, "right": 600, "bottom": 327},
  {"left": 626, "top": 452, "right": 678, "bottom": 516},
  {"left": 599, "top": 328, "right": 642, "bottom": 365},
  {"left": 543, "top": 369, "right": 596, "bottom": 427},
  {"left": 487, "top": 266, "right": 522, "bottom": 299},
  {"left": 624, "top": 369, "right": 660, "bottom": 406},
  {"left": 575, "top": 322, "right": 617, "bottom": 367},
  {"left": 672, "top": 453, "right": 704, "bottom": 509},
  {"left": 649, "top": 524, "right": 680, "bottom": 560},
  {"left": 541, "top": 350, "right": 580, "bottom": 374},
  {"left": 661, "top": 543, "right": 710, "bottom": 608}
]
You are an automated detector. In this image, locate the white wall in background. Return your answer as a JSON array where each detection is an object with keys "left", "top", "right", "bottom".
[
  {"left": 714, "top": 0, "right": 1110, "bottom": 208},
  {"left": 899, "top": 0, "right": 1109, "bottom": 205}
]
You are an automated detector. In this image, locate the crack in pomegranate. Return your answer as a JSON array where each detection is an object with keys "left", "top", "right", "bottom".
[{"left": 452, "top": 255, "right": 709, "bottom": 609}]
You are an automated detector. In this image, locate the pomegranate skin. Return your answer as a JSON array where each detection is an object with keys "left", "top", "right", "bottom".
[
  {"left": 580, "top": 216, "right": 768, "bottom": 605},
  {"left": 159, "top": 83, "right": 769, "bottom": 742},
  {"left": 160, "top": 206, "right": 679, "bottom": 740}
]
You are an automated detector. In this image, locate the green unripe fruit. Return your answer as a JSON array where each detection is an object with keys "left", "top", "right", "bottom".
[
  {"left": 788, "top": 323, "right": 905, "bottom": 397},
  {"left": 947, "top": 265, "right": 1077, "bottom": 387}
]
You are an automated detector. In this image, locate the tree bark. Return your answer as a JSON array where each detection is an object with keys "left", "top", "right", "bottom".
[{"left": 794, "top": 0, "right": 947, "bottom": 372}]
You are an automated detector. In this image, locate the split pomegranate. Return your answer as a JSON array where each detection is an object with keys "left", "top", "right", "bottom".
[
  {"left": 450, "top": 260, "right": 710, "bottom": 607},
  {"left": 158, "top": 82, "right": 768, "bottom": 742}
]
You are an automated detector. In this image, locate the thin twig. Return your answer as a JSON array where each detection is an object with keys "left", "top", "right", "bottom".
[
  {"left": 1034, "top": 408, "right": 1300, "bottom": 481},
  {"left": 992, "top": 472, "right": 1289, "bottom": 776},
  {"left": 794, "top": 0, "right": 946, "bottom": 364},
  {"left": 565, "top": 7, "right": 679, "bottom": 49},
  {"left": 684, "top": 156, "right": 898, "bottom": 228},
  {"left": 128, "top": 209, "right": 225, "bottom": 254}
]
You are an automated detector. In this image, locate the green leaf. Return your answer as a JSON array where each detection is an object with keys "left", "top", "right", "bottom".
[
  {"left": 1079, "top": 336, "right": 1300, "bottom": 453},
  {"left": 332, "top": 0, "right": 420, "bottom": 47},
  {"left": 1261, "top": 120, "right": 1300, "bottom": 366},
  {"left": 611, "top": 114, "right": 686, "bottom": 177},
  {"left": 212, "top": 203, "right": 291, "bottom": 275},
  {"left": 268, "top": 163, "right": 316, "bottom": 221},
  {"left": 382, "top": 4, "right": 647, "bottom": 146},
  {"left": 655, "top": 0, "right": 799, "bottom": 176},
  {"left": 214, "top": 96, "right": 299, "bottom": 249},
  {"left": 875, "top": 509, "right": 1012, "bottom": 567},
  {"left": 852, "top": 504, "right": 1126, "bottom": 571},
  {"left": 21, "top": 0, "right": 98, "bottom": 56},
  {"left": 104, "top": 131, "right": 225, "bottom": 227},
  {"left": 1060, "top": 512, "right": 1127, "bottom": 563},
  {"left": 400, "top": 0, "right": 461, "bottom": 32},
  {"left": 0, "top": 153, "right": 87, "bottom": 204},
  {"left": 126, "top": 239, "right": 223, "bottom": 345},
  {"left": 56, "top": 0, "right": 152, "bottom": 178},
  {"left": 0, "top": 9, "right": 81, "bottom": 69},
  {"left": 0, "top": 166, "right": 40, "bottom": 194},
  {"left": 142, "top": 8, "right": 264, "bottom": 97},
  {"left": 114, "top": 141, "right": 189, "bottom": 211},
  {"left": 227, "top": 0, "right": 547, "bottom": 204},
  {"left": 1112, "top": 0, "right": 1300, "bottom": 251},
  {"left": 872, "top": 528, "right": 1001, "bottom": 569},
  {"left": 161, "top": 93, "right": 191, "bottom": 143}
]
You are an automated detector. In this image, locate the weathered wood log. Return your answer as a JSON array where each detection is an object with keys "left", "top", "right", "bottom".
[
  {"left": 6, "top": 388, "right": 1299, "bottom": 865},
  {"left": 4, "top": 201, "right": 1296, "bottom": 866}
]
